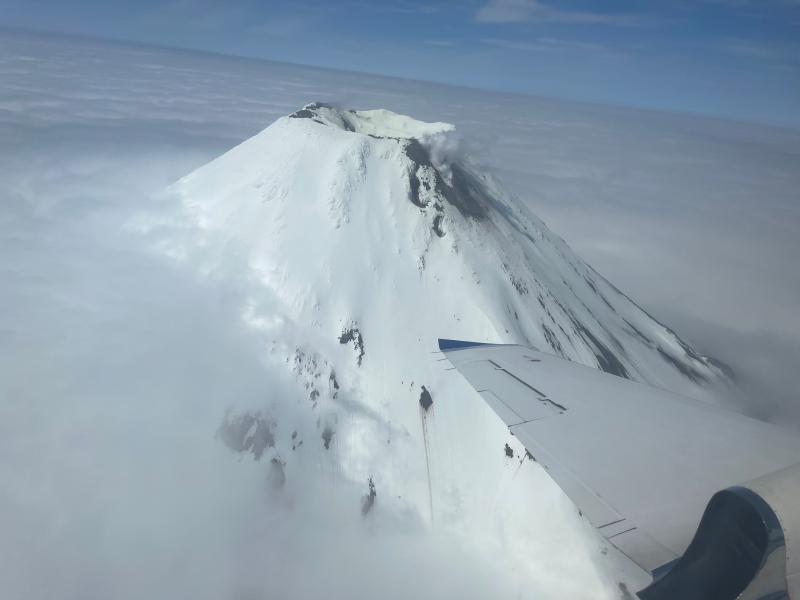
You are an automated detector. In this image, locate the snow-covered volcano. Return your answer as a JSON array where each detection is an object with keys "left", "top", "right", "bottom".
[{"left": 163, "top": 102, "right": 729, "bottom": 596}]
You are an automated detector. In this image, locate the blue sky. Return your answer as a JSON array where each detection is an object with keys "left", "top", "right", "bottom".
[{"left": 2, "top": 0, "right": 799, "bottom": 126}]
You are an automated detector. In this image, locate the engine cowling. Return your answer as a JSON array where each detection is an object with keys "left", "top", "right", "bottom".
[{"left": 638, "top": 462, "right": 800, "bottom": 600}]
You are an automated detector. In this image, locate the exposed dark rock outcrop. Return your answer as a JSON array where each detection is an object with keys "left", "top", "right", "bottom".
[
  {"left": 402, "top": 139, "right": 489, "bottom": 221},
  {"left": 361, "top": 477, "right": 377, "bottom": 516},
  {"left": 322, "top": 425, "right": 334, "bottom": 450},
  {"left": 618, "top": 582, "right": 635, "bottom": 600},
  {"left": 217, "top": 410, "right": 275, "bottom": 461},
  {"left": 419, "top": 386, "right": 433, "bottom": 412},
  {"left": 339, "top": 326, "right": 365, "bottom": 366}
]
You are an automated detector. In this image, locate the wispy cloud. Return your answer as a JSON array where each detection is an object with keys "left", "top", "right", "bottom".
[
  {"left": 145, "top": 0, "right": 253, "bottom": 31},
  {"left": 720, "top": 37, "right": 800, "bottom": 65},
  {"left": 248, "top": 16, "right": 310, "bottom": 38},
  {"left": 348, "top": 0, "right": 440, "bottom": 15},
  {"left": 475, "top": 0, "right": 641, "bottom": 25},
  {"left": 423, "top": 39, "right": 456, "bottom": 47},
  {"left": 481, "top": 36, "right": 628, "bottom": 58}
]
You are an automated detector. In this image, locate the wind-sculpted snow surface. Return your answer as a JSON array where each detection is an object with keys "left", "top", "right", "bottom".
[{"left": 147, "top": 103, "right": 729, "bottom": 596}]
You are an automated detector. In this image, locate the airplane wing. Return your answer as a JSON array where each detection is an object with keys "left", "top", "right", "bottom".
[{"left": 438, "top": 339, "right": 800, "bottom": 598}]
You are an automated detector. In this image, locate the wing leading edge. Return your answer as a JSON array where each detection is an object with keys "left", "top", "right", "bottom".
[{"left": 438, "top": 338, "right": 800, "bottom": 577}]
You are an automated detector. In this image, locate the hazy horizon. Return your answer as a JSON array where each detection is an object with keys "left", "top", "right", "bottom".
[
  {"left": 2, "top": 0, "right": 799, "bottom": 128},
  {"left": 6, "top": 24, "right": 800, "bottom": 135}
]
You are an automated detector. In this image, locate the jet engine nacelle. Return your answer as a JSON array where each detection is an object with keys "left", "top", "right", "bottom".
[{"left": 639, "top": 462, "right": 800, "bottom": 600}]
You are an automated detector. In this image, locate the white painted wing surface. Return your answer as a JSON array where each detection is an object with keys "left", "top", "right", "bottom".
[{"left": 438, "top": 340, "right": 800, "bottom": 574}]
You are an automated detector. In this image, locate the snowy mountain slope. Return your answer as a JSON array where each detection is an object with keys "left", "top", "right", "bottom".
[
  {"left": 174, "top": 102, "right": 726, "bottom": 388},
  {"left": 156, "top": 103, "right": 729, "bottom": 596}
]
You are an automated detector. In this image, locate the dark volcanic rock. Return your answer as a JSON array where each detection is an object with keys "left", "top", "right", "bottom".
[
  {"left": 322, "top": 425, "right": 334, "bottom": 450},
  {"left": 419, "top": 386, "right": 433, "bottom": 412},
  {"left": 217, "top": 410, "right": 275, "bottom": 461},
  {"left": 339, "top": 326, "right": 365, "bottom": 366},
  {"left": 361, "top": 477, "right": 377, "bottom": 516}
]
